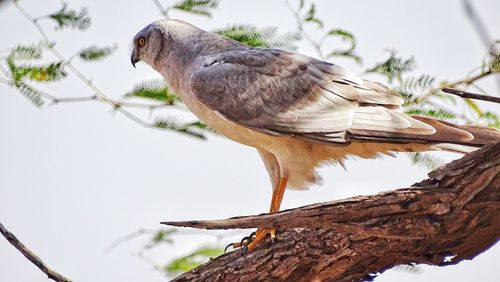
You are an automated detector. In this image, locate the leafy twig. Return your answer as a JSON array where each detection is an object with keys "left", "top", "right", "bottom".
[
  {"left": 417, "top": 68, "right": 497, "bottom": 102},
  {"left": 9, "top": 2, "right": 184, "bottom": 133},
  {"left": 284, "top": 0, "right": 326, "bottom": 60}
]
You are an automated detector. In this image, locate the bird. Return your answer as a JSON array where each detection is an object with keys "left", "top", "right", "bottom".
[{"left": 131, "top": 19, "right": 499, "bottom": 250}]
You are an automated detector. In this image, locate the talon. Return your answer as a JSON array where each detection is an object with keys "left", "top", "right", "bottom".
[
  {"left": 247, "top": 228, "right": 276, "bottom": 252},
  {"left": 224, "top": 242, "right": 237, "bottom": 253},
  {"left": 239, "top": 235, "right": 250, "bottom": 247},
  {"left": 224, "top": 229, "right": 274, "bottom": 253},
  {"left": 248, "top": 231, "right": 256, "bottom": 240}
]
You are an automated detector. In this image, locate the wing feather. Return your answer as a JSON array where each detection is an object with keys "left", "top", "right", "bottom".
[{"left": 188, "top": 48, "right": 434, "bottom": 144}]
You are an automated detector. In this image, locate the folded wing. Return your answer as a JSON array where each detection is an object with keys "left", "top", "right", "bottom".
[{"left": 188, "top": 48, "right": 477, "bottom": 145}]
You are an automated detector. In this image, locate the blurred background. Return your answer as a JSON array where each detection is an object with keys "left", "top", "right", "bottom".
[{"left": 0, "top": 0, "right": 499, "bottom": 281}]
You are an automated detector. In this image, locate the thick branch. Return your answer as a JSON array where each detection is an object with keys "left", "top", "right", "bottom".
[
  {"left": 164, "top": 142, "right": 500, "bottom": 282},
  {"left": 0, "top": 222, "right": 72, "bottom": 282}
]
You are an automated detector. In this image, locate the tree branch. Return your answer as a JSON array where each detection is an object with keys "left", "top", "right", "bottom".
[
  {"left": 442, "top": 87, "right": 500, "bottom": 104},
  {"left": 163, "top": 141, "right": 500, "bottom": 281},
  {"left": 0, "top": 222, "right": 72, "bottom": 282}
]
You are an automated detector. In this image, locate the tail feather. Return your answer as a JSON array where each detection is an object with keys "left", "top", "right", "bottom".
[
  {"left": 438, "top": 120, "right": 500, "bottom": 146},
  {"left": 348, "top": 116, "right": 500, "bottom": 152}
]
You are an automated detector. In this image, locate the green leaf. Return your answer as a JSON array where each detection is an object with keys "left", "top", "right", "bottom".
[
  {"left": 154, "top": 118, "right": 209, "bottom": 140},
  {"left": 400, "top": 74, "right": 435, "bottom": 93},
  {"left": 7, "top": 52, "right": 66, "bottom": 83},
  {"left": 16, "top": 62, "right": 67, "bottom": 82},
  {"left": 399, "top": 90, "right": 416, "bottom": 105},
  {"left": 214, "top": 25, "right": 301, "bottom": 50},
  {"left": 172, "top": 0, "right": 219, "bottom": 17},
  {"left": 6, "top": 56, "right": 22, "bottom": 83},
  {"left": 183, "top": 121, "right": 219, "bottom": 136},
  {"left": 48, "top": 3, "right": 91, "bottom": 31},
  {"left": 408, "top": 152, "right": 444, "bottom": 170},
  {"left": 489, "top": 42, "right": 500, "bottom": 71},
  {"left": 78, "top": 45, "right": 116, "bottom": 61},
  {"left": 479, "top": 111, "right": 500, "bottom": 128},
  {"left": 125, "top": 79, "right": 181, "bottom": 104},
  {"left": 405, "top": 107, "right": 456, "bottom": 120},
  {"left": 432, "top": 91, "right": 457, "bottom": 105},
  {"left": 327, "top": 50, "right": 363, "bottom": 64},
  {"left": 9, "top": 42, "right": 52, "bottom": 61},
  {"left": 191, "top": 247, "right": 223, "bottom": 257},
  {"left": 299, "top": 0, "right": 305, "bottom": 10},
  {"left": 144, "top": 229, "right": 176, "bottom": 249},
  {"left": 464, "top": 97, "right": 482, "bottom": 116},
  {"left": 366, "top": 51, "right": 416, "bottom": 82},
  {"left": 16, "top": 82, "right": 45, "bottom": 107},
  {"left": 490, "top": 53, "right": 500, "bottom": 72},
  {"left": 164, "top": 247, "right": 224, "bottom": 275},
  {"left": 327, "top": 29, "right": 355, "bottom": 44},
  {"left": 304, "top": 3, "right": 323, "bottom": 28},
  {"left": 326, "top": 29, "right": 362, "bottom": 64}
]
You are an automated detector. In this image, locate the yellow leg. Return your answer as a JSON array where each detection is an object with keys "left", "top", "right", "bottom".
[{"left": 247, "top": 176, "right": 288, "bottom": 251}]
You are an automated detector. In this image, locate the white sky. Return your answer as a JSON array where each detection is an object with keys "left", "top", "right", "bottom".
[{"left": 1, "top": 0, "right": 499, "bottom": 281}]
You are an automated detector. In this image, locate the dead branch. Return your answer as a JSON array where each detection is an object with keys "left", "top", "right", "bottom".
[
  {"left": 163, "top": 142, "right": 500, "bottom": 282},
  {"left": 0, "top": 222, "right": 72, "bottom": 282}
]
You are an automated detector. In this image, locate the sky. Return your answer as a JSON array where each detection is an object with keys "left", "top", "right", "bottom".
[{"left": 0, "top": 0, "right": 499, "bottom": 281}]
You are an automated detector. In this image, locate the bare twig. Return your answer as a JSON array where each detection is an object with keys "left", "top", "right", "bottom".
[
  {"left": 462, "top": 0, "right": 500, "bottom": 90},
  {"left": 462, "top": 0, "right": 493, "bottom": 50},
  {"left": 0, "top": 76, "right": 12, "bottom": 84},
  {"left": 0, "top": 221, "right": 72, "bottom": 282},
  {"left": 442, "top": 87, "right": 500, "bottom": 104},
  {"left": 104, "top": 228, "right": 162, "bottom": 253},
  {"left": 152, "top": 0, "right": 170, "bottom": 18},
  {"left": 105, "top": 227, "right": 242, "bottom": 253},
  {"left": 446, "top": 68, "right": 494, "bottom": 88}
]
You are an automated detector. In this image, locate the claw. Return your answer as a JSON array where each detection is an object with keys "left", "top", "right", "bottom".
[
  {"left": 224, "top": 242, "right": 235, "bottom": 253},
  {"left": 247, "top": 228, "right": 275, "bottom": 252},
  {"left": 224, "top": 230, "right": 268, "bottom": 253}
]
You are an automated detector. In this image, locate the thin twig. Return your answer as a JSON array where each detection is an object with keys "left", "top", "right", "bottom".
[
  {"left": 13, "top": 2, "right": 50, "bottom": 42},
  {"left": 0, "top": 76, "right": 12, "bottom": 84},
  {"left": 446, "top": 68, "right": 493, "bottom": 88},
  {"left": 417, "top": 68, "right": 497, "bottom": 102},
  {"left": 442, "top": 87, "right": 500, "bottom": 104},
  {"left": 284, "top": 0, "right": 326, "bottom": 60},
  {"left": 104, "top": 228, "right": 161, "bottom": 253},
  {"left": 152, "top": 0, "right": 170, "bottom": 18},
  {"left": 0, "top": 221, "right": 72, "bottom": 282},
  {"left": 104, "top": 227, "right": 243, "bottom": 253}
]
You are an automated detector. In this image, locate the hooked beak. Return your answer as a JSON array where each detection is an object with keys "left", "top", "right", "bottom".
[{"left": 130, "top": 51, "right": 140, "bottom": 68}]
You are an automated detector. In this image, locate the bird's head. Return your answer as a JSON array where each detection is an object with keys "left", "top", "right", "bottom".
[{"left": 130, "top": 19, "right": 207, "bottom": 70}]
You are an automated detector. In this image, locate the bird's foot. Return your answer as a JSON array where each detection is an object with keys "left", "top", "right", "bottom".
[
  {"left": 247, "top": 228, "right": 275, "bottom": 252},
  {"left": 224, "top": 228, "right": 275, "bottom": 253}
]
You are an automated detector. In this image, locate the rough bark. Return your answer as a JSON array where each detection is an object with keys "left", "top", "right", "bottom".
[{"left": 163, "top": 142, "right": 500, "bottom": 282}]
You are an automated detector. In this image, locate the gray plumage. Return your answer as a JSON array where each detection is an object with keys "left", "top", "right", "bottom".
[{"left": 131, "top": 19, "right": 499, "bottom": 190}]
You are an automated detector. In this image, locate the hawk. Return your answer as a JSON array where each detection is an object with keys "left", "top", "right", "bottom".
[{"left": 131, "top": 19, "right": 499, "bottom": 250}]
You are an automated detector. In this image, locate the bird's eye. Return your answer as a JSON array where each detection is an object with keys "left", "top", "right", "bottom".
[{"left": 138, "top": 37, "right": 146, "bottom": 47}]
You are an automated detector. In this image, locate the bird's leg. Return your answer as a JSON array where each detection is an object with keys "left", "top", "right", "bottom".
[{"left": 247, "top": 175, "right": 288, "bottom": 252}]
